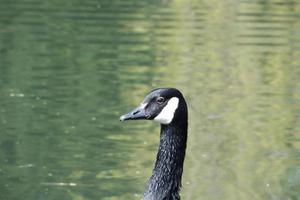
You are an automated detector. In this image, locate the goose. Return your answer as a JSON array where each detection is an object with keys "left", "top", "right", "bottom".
[{"left": 120, "top": 88, "right": 188, "bottom": 200}]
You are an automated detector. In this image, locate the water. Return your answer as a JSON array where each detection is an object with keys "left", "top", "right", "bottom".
[{"left": 0, "top": 0, "right": 300, "bottom": 199}]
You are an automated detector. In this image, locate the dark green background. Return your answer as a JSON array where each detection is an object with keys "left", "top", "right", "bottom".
[{"left": 0, "top": 0, "right": 299, "bottom": 199}]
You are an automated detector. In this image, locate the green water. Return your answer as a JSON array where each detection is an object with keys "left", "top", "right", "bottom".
[{"left": 0, "top": 0, "right": 300, "bottom": 200}]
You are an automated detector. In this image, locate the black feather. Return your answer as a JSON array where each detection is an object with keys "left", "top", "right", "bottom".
[{"left": 120, "top": 88, "right": 188, "bottom": 200}]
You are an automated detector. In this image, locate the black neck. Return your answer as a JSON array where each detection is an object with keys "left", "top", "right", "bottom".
[{"left": 143, "top": 122, "right": 188, "bottom": 200}]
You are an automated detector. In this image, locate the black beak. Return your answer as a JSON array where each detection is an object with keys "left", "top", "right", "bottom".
[{"left": 120, "top": 104, "right": 148, "bottom": 121}]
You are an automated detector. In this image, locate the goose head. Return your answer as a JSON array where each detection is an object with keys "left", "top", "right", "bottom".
[{"left": 120, "top": 88, "right": 187, "bottom": 125}]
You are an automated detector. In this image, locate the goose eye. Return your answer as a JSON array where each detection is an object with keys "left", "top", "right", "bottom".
[{"left": 156, "top": 97, "right": 165, "bottom": 104}]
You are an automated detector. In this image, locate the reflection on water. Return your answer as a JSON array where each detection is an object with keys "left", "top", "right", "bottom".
[{"left": 0, "top": 0, "right": 299, "bottom": 199}]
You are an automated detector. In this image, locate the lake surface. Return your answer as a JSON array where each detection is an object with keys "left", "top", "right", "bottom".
[{"left": 0, "top": 0, "right": 300, "bottom": 199}]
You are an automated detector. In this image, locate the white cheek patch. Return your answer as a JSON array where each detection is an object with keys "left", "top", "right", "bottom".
[{"left": 154, "top": 97, "right": 179, "bottom": 124}]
